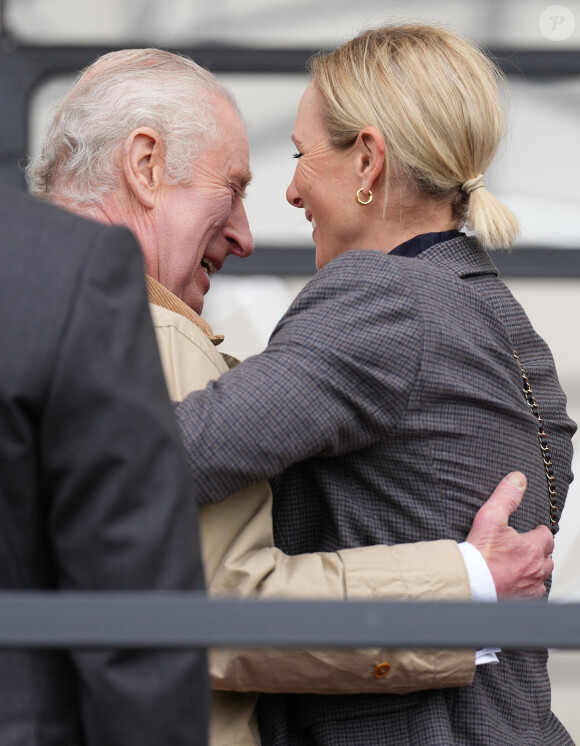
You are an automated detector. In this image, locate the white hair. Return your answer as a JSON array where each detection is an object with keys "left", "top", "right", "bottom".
[{"left": 26, "top": 48, "right": 240, "bottom": 206}]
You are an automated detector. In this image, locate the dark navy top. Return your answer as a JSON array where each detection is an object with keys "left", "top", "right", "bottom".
[{"left": 390, "top": 230, "right": 464, "bottom": 258}]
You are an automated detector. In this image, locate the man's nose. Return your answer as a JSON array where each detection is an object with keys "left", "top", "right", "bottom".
[{"left": 224, "top": 200, "right": 254, "bottom": 258}]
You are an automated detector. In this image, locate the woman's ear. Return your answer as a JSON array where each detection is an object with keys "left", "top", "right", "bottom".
[
  {"left": 122, "top": 127, "right": 164, "bottom": 210},
  {"left": 355, "top": 126, "right": 386, "bottom": 193}
]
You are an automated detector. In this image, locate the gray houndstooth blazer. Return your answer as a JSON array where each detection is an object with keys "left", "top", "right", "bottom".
[{"left": 176, "top": 235, "right": 576, "bottom": 745}]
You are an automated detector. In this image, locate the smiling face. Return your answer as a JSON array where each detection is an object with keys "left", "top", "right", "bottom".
[
  {"left": 148, "top": 95, "right": 253, "bottom": 314},
  {"left": 287, "top": 82, "right": 365, "bottom": 269}
]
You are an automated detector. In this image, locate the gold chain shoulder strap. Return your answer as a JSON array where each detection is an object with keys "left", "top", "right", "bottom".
[{"left": 513, "top": 351, "right": 558, "bottom": 534}]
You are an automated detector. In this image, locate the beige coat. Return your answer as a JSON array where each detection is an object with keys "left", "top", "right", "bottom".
[{"left": 147, "top": 276, "right": 474, "bottom": 746}]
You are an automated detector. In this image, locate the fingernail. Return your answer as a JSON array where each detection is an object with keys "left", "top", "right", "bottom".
[{"left": 505, "top": 471, "right": 526, "bottom": 489}]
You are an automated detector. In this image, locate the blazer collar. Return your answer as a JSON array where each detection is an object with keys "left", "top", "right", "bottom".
[
  {"left": 418, "top": 235, "right": 500, "bottom": 279},
  {"left": 145, "top": 275, "right": 224, "bottom": 346}
]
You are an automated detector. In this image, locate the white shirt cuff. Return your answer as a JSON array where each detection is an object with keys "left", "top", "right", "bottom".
[{"left": 458, "top": 541, "right": 500, "bottom": 665}]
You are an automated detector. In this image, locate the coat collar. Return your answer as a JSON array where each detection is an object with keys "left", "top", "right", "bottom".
[
  {"left": 418, "top": 235, "right": 500, "bottom": 279},
  {"left": 145, "top": 275, "right": 224, "bottom": 346}
]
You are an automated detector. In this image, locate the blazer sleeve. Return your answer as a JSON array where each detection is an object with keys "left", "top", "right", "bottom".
[
  {"left": 175, "top": 251, "right": 423, "bottom": 505},
  {"left": 41, "top": 225, "right": 208, "bottom": 746}
]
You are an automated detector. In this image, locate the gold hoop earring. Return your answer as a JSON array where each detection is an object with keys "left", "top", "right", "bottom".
[{"left": 356, "top": 188, "right": 373, "bottom": 206}]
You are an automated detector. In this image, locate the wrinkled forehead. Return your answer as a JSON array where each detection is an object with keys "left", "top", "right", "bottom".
[
  {"left": 210, "top": 96, "right": 252, "bottom": 184},
  {"left": 292, "top": 82, "right": 327, "bottom": 141},
  {"left": 212, "top": 93, "right": 248, "bottom": 139}
]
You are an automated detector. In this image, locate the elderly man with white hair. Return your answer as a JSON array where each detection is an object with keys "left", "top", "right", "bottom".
[{"left": 26, "top": 48, "right": 554, "bottom": 745}]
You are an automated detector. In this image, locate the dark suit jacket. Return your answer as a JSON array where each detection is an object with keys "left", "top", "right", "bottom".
[
  {"left": 176, "top": 236, "right": 576, "bottom": 745},
  {"left": 0, "top": 187, "right": 208, "bottom": 746}
]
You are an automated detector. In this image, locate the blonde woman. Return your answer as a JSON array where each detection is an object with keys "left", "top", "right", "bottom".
[{"left": 176, "top": 24, "right": 576, "bottom": 745}]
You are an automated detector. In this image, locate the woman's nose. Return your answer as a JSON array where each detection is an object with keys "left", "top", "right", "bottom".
[{"left": 286, "top": 177, "right": 303, "bottom": 208}]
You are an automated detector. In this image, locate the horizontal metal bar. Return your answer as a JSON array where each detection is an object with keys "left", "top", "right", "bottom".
[
  {"left": 2, "top": 41, "right": 580, "bottom": 78},
  {"left": 1, "top": 594, "right": 579, "bottom": 650},
  {"left": 222, "top": 247, "right": 580, "bottom": 278},
  {"left": 492, "top": 247, "right": 580, "bottom": 277}
]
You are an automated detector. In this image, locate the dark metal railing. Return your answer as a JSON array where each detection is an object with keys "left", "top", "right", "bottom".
[
  {"left": 1, "top": 594, "right": 580, "bottom": 650},
  {"left": 223, "top": 246, "right": 580, "bottom": 278}
]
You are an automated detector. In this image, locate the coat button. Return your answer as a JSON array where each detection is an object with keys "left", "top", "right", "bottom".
[{"left": 373, "top": 662, "right": 391, "bottom": 679}]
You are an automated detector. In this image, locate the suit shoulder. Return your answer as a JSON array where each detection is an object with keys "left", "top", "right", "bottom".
[
  {"left": 0, "top": 188, "right": 142, "bottom": 337},
  {"left": 1, "top": 186, "right": 84, "bottom": 231},
  {"left": 0, "top": 186, "right": 137, "bottom": 262}
]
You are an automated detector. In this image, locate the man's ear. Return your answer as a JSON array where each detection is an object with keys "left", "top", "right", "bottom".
[
  {"left": 122, "top": 128, "right": 165, "bottom": 210},
  {"left": 355, "top": 126, "right": 386, "bottom": 193}
]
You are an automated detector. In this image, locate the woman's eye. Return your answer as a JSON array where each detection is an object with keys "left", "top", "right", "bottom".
[{"left": 292, "top": 152, "right": 303, "bottom": 159}]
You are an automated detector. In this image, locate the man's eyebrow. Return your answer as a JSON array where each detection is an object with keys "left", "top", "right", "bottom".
[
  {"left": 232, "top": 166, "right": 253, "bottom": 192},
  {"left": 241, "top": 169, "right": 253, "bottom": 189}
]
